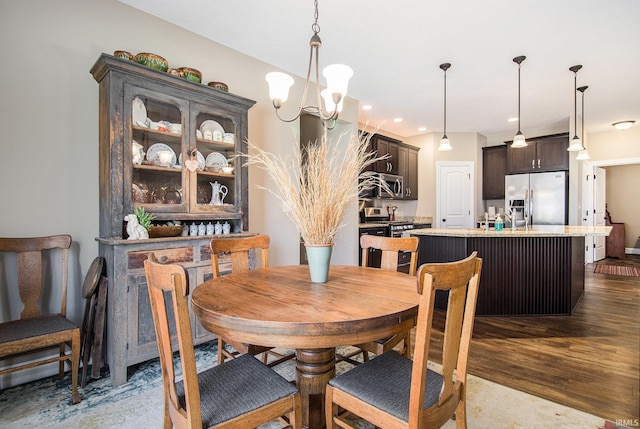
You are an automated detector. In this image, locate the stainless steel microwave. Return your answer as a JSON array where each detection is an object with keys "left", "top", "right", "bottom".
[{"left": 376, "top": 173, "right": 403, "bottom": 199}]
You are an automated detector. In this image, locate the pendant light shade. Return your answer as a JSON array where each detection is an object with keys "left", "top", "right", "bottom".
[
  {"left": 512, "top": 56, "right": 527, "bottom": 148},
  {"left": 576, "top": 85, "right": 590, "bottom": 160},
  {"left": 438, "top": 63, "right": 452, "bottom": 151},
  {"left": 568, "top": 65, "right": 584, "bottom": 152}
]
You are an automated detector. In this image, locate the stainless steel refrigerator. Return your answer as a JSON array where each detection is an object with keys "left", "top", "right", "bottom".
[{"left": 504, "top": 171, "right": 568, "bottom": 227}]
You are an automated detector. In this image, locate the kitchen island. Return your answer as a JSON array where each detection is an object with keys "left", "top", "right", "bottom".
[{"left": 410, "top": 226, "right": 611, "bottom": 316}]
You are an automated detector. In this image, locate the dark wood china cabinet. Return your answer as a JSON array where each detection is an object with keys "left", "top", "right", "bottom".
[{"left": 90, "top": 53, "right": 255, "bottom": 385}]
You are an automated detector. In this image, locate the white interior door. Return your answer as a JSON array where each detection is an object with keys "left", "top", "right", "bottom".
[
  {"left": 437, "top": 162, "right": 474, "bottom": 229},
  {"left": 594, "top": 167, "right": 606, "bottom": 261},
  {"left": 582, "top": 167, "right": 595, "bottom": 263}
]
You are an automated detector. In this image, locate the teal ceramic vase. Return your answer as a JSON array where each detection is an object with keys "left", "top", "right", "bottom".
[{"left": 305, "top": 244, "right": 333, "bottom": 283}]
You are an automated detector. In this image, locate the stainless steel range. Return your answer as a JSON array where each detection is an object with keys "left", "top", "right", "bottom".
[{"left": 361, "top": 207, "right": 415, "bottom": 237}]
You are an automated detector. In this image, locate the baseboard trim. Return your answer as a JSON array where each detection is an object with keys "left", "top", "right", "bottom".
[{"left": 626, "top": 247, "right": 640, "bottom": 255}]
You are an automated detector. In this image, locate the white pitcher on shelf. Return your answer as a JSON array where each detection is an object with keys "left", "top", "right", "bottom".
[{"left": 209, "top": 181, "right": 228, "bottom": 206}]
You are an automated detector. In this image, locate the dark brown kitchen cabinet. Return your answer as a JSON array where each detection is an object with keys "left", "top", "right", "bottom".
[
  {"left": 482, "top": 145, "right": 507, "bottom": 199},
  {"left": 371, "top": 134, "right": 401, "bottom": 174},
  {"left": 398, "top": 145, "right": 419, "bottom": 200},
  {"left": 506, "top": 133, "right": 569, "bottom": 174}
]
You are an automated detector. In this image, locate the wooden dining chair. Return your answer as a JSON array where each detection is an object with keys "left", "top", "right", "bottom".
[
  {"left": 209, "top": 235, "right": 294, "bottom": 367},
  {"left": 344, "top": 235, "right": 419, "bottom": 364},
  {"left": 144, "top": 253, "right": 301, "bottom": 429},
  {"left": 0, "top": 235, "right": 81, "bottom": 404},
  {"left": 326, "top": 252, "right": 482, "bottom": 429}
]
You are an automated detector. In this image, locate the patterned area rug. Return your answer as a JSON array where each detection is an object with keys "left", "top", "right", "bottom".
[
  {"left": 0, "top": 342, "right": 617, "bottom": 429},
  {"left": 594, "top": 255, "right": 640, "bottom": 277},
  {"left": 594, "top": 264, "right": 640, "bottom": 277}
]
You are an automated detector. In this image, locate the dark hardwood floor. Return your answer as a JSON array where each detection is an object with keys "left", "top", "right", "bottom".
[{"left": 423, "top": 258, "right": 640, "bottom": 422}]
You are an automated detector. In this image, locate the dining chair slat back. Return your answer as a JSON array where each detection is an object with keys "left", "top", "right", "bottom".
[
  {"left": 144, "top": 252, "right": 302, "bottom": 429},
  {"left": 209, "top": 235, "right": 294, "bottom": 367},
  {"left": 0, "top": 235, "right": 81, "bottom": 405},
  {"left": 326, "top": 251, "right": 482, "bottom": 429},
  {"left": 352, "top": 235, "right": 420, "bottom": 362}
]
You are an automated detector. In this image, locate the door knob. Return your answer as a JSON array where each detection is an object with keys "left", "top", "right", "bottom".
[{"left": 442, "top": 219, "right": 446, "bottom": 222}]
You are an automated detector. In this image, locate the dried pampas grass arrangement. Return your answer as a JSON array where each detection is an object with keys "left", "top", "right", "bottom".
[{"left": 243, "top": 128, "right": 388, "bottom": 245}]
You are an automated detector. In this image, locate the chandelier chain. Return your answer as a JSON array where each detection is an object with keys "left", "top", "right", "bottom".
[{"left": 312, "top": 0, "right": 320, "bottom": 34}]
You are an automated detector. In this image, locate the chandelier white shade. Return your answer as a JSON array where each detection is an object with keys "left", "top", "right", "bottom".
[
  {"left": 322, "top": 64, "right": 353, "bottom": 100},
  {"left": 321, "top": 88, "right": 344, "bottom": 113},
  {"left": 265, "top": 72, "right": 294, "bottom": 107}
]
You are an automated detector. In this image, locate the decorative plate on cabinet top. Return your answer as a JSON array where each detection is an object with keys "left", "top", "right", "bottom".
[
  {"left": 178, "top": 151, "right": 205, "bottom": 171},
  {"left": 199, "top": 120, "right": 224, "bottom": 135},
  {"left": 146, "top": 143, "right": 177, "bottom": 166},
  {"left": 132, "top": 97, "right": 147, "bottom": 126}
]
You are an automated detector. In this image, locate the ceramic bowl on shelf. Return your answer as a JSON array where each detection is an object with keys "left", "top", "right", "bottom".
[
  {"left": 135, "top": 52, "right": 168, "bottom": 72},
  {"left": 177, "top": 67, "right": 202, "bottom": 83},
  {"left": 114, "top": 50, "right": 135, "bottom": 61},
  {"left": 148, "top": 225, "right": 183, "bottom": 238},
  {"left": 221, "top": 165, "right": 234, "bottom": 174},
  {"left": 168, "top": 123, "right": 182, "bottom": 134},
  {"left": 207, "top": 81, "right": 229, "bottom": 92}
]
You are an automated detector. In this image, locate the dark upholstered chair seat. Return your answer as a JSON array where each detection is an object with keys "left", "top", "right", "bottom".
[
  {"left": 0, "top": 314, "right": 77, "bottom": 344},
  {"left": 177, "top": 354, "right": 298, "bottom": 427},
  {"left": 328, "top": 351, "right": 444, "bottom": 422}
]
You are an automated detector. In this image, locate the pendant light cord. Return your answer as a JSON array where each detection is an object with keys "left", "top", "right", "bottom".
[
  {"left": 443, "top": 68, "right": 447, "bottom": 136},
  {"left": 512, "top": 56, "right": 525, "bottom": 137}
]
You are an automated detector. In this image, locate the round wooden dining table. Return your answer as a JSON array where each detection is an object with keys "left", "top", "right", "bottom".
[{"left": 191, "top": 264, "right": 419, "bottom": 429}]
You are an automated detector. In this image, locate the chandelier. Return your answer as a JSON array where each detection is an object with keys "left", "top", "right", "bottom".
[{"left": 265, "top": 0, "right": 353, "bottom": 128}]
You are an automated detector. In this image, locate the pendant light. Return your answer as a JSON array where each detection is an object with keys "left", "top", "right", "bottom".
[
  {"left": 438, "top": 63, "right": 452, "bottom": 151},
  {"left": 512, "top": 56, "right": 527, "bottom": 148},
  {"left": 568, "top": 65, "right": 584, "bottom": 151},
  {"left": 576, "top": 85, "right": 590, "bottom": 160}
]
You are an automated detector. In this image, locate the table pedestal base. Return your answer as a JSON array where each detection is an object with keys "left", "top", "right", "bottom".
[{"left": 296, "top": 348, "right": 336, "bottom": 429}]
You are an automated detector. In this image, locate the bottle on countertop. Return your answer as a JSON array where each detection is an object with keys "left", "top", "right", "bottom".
[{"left": 494, "top": 214, "right": 504, "bottom": 231}]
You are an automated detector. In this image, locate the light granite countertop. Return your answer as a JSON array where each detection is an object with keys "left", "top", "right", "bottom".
[{"left": 410, "top": 225, "right": 612, "bottom": 237}]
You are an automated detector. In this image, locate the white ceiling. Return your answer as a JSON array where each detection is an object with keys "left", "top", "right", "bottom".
[{"left": 121, "top": 0, "right": 640, "bottom": 138}]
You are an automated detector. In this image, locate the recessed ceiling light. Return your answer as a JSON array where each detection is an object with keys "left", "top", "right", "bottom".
[
  {"left": 612, "top": 120, "right": 635, "bottom": 130},
  {"left": 361, "top": 104, "right": 372, "bottom": 111},
  {"left": 508, "top": 117, "right": 518, "bottom": 122},
  {"left": 393, "top": 118, "right": 403, "bottom": 123},
  {"left": 417, "top": 127, "right": 426, "bottom": 132}
]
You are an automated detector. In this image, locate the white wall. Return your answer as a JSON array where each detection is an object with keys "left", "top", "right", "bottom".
[
  {"left": 0, "top": 0, "right": 360, "bottom": 387},
  {"left": 581, "top": 127, "right": 640, "bottom": 252}
]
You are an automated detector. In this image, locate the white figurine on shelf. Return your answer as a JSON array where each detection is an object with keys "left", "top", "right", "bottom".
[{"left": 124, "top": 214, "right": 149, "bottom": 240}]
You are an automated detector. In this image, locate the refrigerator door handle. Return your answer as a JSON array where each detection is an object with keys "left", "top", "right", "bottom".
[{"left": 529, "top": 189, "right": 533, "bottom": 220}]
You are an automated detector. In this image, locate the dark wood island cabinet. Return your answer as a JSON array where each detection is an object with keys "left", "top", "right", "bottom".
[{"left": 411, "top": 226, "right": 610, "bottom": 316}]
